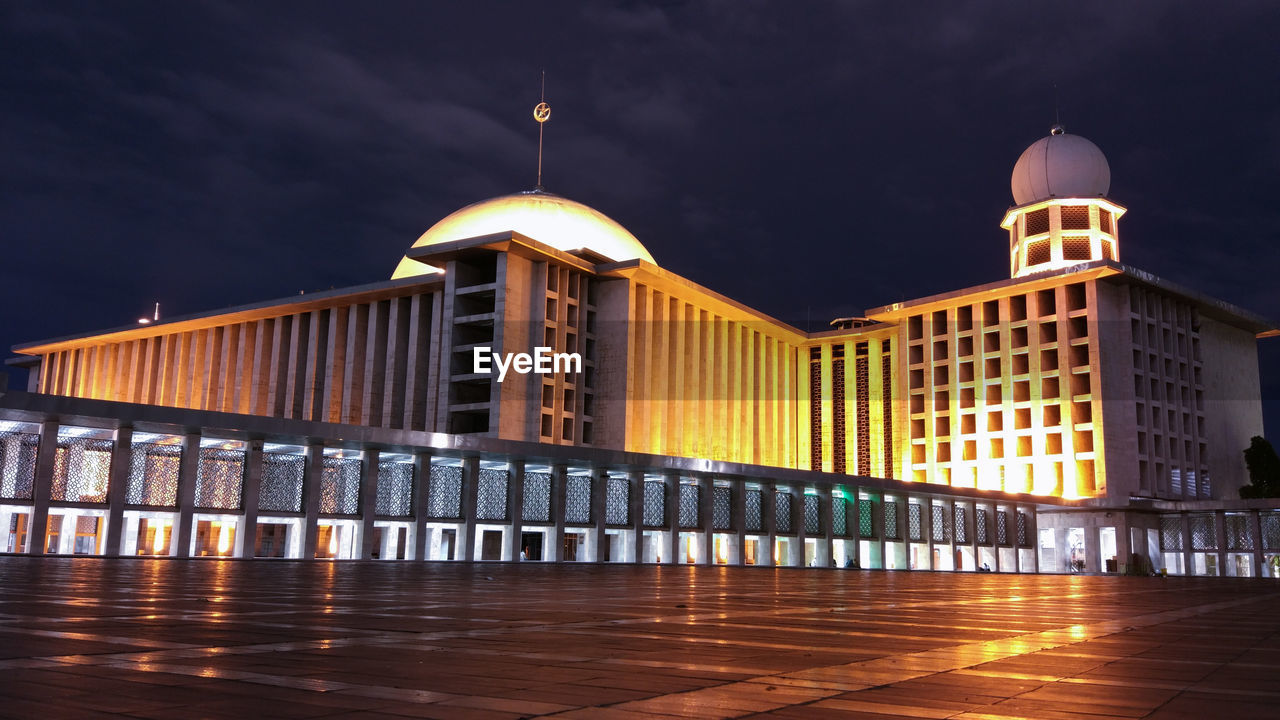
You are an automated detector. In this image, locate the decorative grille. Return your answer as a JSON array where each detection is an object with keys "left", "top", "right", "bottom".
[
  {"left": 126, "top": 443, "right": 181, "bottom": 506},
  {"left": 0, "top": 431, "right": 39, "bottom": 500},
  {"left": 1189, "top": 514, "right": 1216, "bottom": 550},
  {"left": 565, "top": 475, "right": 591, "bottom": 524},
  {"left": 804, "top": 495, "right": 820, "bottom": 535},
  {"left": 744, "top": 489, "right": 762, "bottom": 532},
  {"left": 1026, "top": 208, "right": 1050, "bottom": 235},
  {"left": 1224, "top": 514, "right": 1253, "bottom": 551},
  {"left": 858, "top": 499, "right": 873, "bottom": 538},
  {"left": 1101, "top": 239, "right": 1114, "bottom": 261},
  {"left": 642, "top": 481, "right": 664, "bottom": 527},
  {"left": 855, "top": 353, "right": 870, "bottom": 474},
  {"left": 954, "top": 507, "right": 967, "bottom": 544},
  {"left": 884, "top": 500, "right": 899, "bottom": 539},
  {"left": 427, "top": 465, "right": 463, "bottom": 519},
  {"left": 1016, "top": 511, "right": 1030, "bottom": 547},
  {"left": 996, "top": 510, "right": 1009, "bottom": 546},
  {"left": 931, "top": 504, "right": 947, "bottom": 543},
  {"left": 523, "top": 472, "right": 551, "bottom": 523},
  {"left": 1062, "top": 237, "right": 1092, "bottom": 261},
  {"left": 1160, "top": 516, "right": 1184, "bottom": 551},
  {"left": 51, "top": 438, "right": 112, "bottom": 503},
  {"left": 1060, "top": 206, "right": 1091, "bottom": 230},
  {"left": 976, "top": 508, "right": 990, "bottom": 545},
  {"left": 712, "top": 486, "right": 731, "bottom": 530},
  {"left": 775, "top": 492, "right": 792, "bottom": 533},
  {"left": 1027, "top": 239, "right": 1051, "bottom": 266},
  {"left": 809, "top": 359, "right": 822, "bottom": 469},
  {"left": 1260, "top": 513, "right": 1280, "bottom": 551},
  {"left": 320, "top": 457, "right": 361, "bottom": 515},
  {"left": 476, "top": 469, "right": 508, "bottom": 521},
  {"left": 907, "top": 503, "right": 922, "bottom": 541},
  {"left": 832, "top": 497, "right": 847, "bottom": 537},
  {"left": 678, "top": 484, "right": 699, "bottom": 529},
  {"left": 260, "top": 453, "right": 305, "bottom": 513},
  {"left": 194, "top": 448, "right": 244, "bottom": 510},
  {"left": 606, "top": 477, "right": 629, "bottom": 525},
  {"left": 832, "top": 356, "right": 845, "bottom": 474},
  {"left": 882, "top": 347, "right": 894, "bottom": 479},
  {"left": 375, "top": 462, "right": 413, "bottom": 517},
  {"left": 1100, "top": 210, "right": 1113, "bottom": 234}
]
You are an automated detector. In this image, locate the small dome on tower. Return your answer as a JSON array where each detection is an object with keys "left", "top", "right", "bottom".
[
  {"left": 392, "top": 188, "right": 654, "bottom": 279},
  {"left": 1010, "top": 127, "right": 1111, "bottom": 206}
]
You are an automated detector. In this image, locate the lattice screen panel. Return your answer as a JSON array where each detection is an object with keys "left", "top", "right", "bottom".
[
  {"left": 907, "top": 504, "right": 923, "bottom": 542},
  {"left": 1159, "top": 516, "right": 1184, "bottom": 551},
  {"left": 476, "top": 469, "right": 508, "bottom": 521},
  {"left": 1189, "top": 514, "right": 1216, "bottom": 550},
  {"left": 954, "top": 506, "right": 967, "bottom": 544},
  {"left": 1016, "top": 511, "right": 1030, "bottom": 547},
  {"left": 606, "top": 478, "right": 629, "bottom": 525},
  {"left": 643, "top": 481, "right": 664, "bottom": 528},
  {"left": 195, "top": 448, "right": 244, "bottom": 510},
  {"left": 996, "top": 510, "right": 1009, "bottom": 546},
  {"left": 976, "top": 508, "right": 990, "bottom": 545},
  {"left": 127, "top": 443, "right": 181, "bottom": 506},
  {"left": 427, "top": 465, "right": 463, "bottom": 519},
  {"left": 804, "top": 495, "right": 820, "bottom": 535},
  {"left": 0, "top": 431, "right": 39, "bottom": 500},
  {"left": 858, "top": 499, "right": 873, "bottom": 538},
  {"left": 1062, "top": 236, "right": 1092, "bottom": 260},
  {"left": 712, "top": 487, "right": 731, "bottom": 531},
  {"left": 744, "top": 489, "right": 762, "bottom": 532},
  {"left": 376, "top": 462, "right": 414, "bottom": 517},
  {"left": 931, "top": 504, "right": 947, "bottom": 543},
  {"left": 565, "top": 476, "right": 591, "bottom": 524},
  {"left": 1224, "top": 514, "right": 1253, "bottom": 551},
  {"left": 51, "top": 439, "right": 112, "bottom": 503},
  {"left": 832, "top": 497, "right": 847, "bottom": 537},
  {"left": 320, "top": 457, "right": 361, "bottom": 515},
  {"left": 775, "top": 492, "right": 792, "bottom": 533},
  {"left": 884, "top": 501, "right": 899, "bottom": 539},
  {"left": 678, "top": 484, "right": 699, "bottom": 529},
  {"left": 523, "top": 472, "right": 551, "bottom": 523},
  {"left": 260, "top": 453, "right": 305, "bottom": 513}
]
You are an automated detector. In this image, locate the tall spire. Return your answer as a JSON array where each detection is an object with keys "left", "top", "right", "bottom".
[{"left": 533, "top": 70, "right": 551, "bottom": 190}]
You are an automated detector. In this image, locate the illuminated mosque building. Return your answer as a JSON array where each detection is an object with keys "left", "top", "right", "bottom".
[{"left": 2, "top": 123, "right": 1276, "bottom": 577}]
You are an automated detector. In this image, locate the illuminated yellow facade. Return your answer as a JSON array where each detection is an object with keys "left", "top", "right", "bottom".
[{"left": 12, "top": 127, "right": 1273, "bottom": 509}]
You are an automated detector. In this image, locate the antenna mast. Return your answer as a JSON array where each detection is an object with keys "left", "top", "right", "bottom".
[{"left": 533, "top": 70, "right": 551, "bottom": 190}]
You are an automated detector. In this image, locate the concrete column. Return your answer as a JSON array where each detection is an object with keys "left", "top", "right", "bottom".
[
  {"left": 412, "top": 452, "right": 432, "bottom": 561},
  {"left": 104, "top": 426, "right": 132, "bottom": 557},
  {"left": 460, "top": 456, "right": 479, "bottom": 562},
  {"left": 697, "top": 476, "right": 713, "bottom": 566},
  {"left": 663, "top": 472, "right": 679, "bottom": 564},
  {"left": 302, "top": 444, "right": 323, "bottom": 559},
  {"left": 28, "top": 420, "right": 58, "bottom": 554},
  {"left": 173, "top": 432, "right": 201, "bottom": 558},
  {"left": 509, "top": 460, "right": 525, "bottom": 562},
  {"left": 1249, "top": 511, "right": 1265, "bottom": 577},
  {"left": 591, "top": 468, "right": 607, "bottom": 562},
  {"left": 236, "top": 439, "right": 263, "bottom": 559},
  {"left": 872, "top": 494, "right": 886, "bottom": 570},
  {"left": 628, "top": 471, "right": 644, "bottom": 563},
  {"left": 1112, "top": 514, "right": 1132, "bottom": 574},
  {"left": 817, "top": 485, "right": 834, "bottom": 568},
  {"left": 731, "top": 480, "right": 747, "bottom": 566},
  {"left": 792, "top": 487, "right": 807, "bottom": 567},
  {"left": 1180, "top": 513, "right": 1193, "bottom": 576},
  {"left": 762, "top": 482, "right": 777, "bottom": 566},
  {"left": 1214, "top": 510, "right": 1228, "bottom": 577},
  {"left": 551, "top": 464, "right": 567, "bottom": 562},
  {"left": 359, "top": 448, "right": 381, "bottom": 559}
]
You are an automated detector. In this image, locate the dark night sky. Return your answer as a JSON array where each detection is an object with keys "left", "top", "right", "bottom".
[{"left": 3, "top": 3, "right": 1277, "bottom": 436}]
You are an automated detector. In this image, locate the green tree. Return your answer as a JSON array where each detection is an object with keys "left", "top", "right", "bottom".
[{"left": 1239, "top": 436, "right": 1280, "bottom": 499}]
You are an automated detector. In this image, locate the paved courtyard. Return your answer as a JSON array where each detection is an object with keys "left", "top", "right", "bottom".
[{"left": 0, "top": 559, "right": 1278, "bottom": 719}]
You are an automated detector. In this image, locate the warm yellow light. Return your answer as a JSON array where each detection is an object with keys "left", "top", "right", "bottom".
[
  {"left": 152, "top": 522, "right": 166, "bottom": 553},
  {"left": 216, "top": 523, "right": 232, "bottom": 555},
  {"left": 328, "top": 526, "right": 339, "bottom": 555}
]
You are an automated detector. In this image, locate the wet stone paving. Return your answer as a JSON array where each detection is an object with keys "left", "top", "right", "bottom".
[{"left": 0, "top": 559, "right": 1278, "bottom": 719}]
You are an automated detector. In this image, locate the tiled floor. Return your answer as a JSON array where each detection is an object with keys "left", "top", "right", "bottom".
[{"left": 0, "top": 559, "right": 1278, "bottom": 719}]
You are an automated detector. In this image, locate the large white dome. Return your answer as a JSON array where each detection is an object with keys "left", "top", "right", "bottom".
[
  {"left": 1011, "top": 127, "right": 1111, "bottom": 206},
  {"left": 392, "top": 189, "right": 653, "bottom": 279}
]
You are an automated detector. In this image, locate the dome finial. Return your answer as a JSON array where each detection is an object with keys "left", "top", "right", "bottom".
[
  {"left": 533, "top": 70, "right": 551, "bottom": 191},
  {"left": 1050, "top": 123, "right": 1065, "bottom": 135}
]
